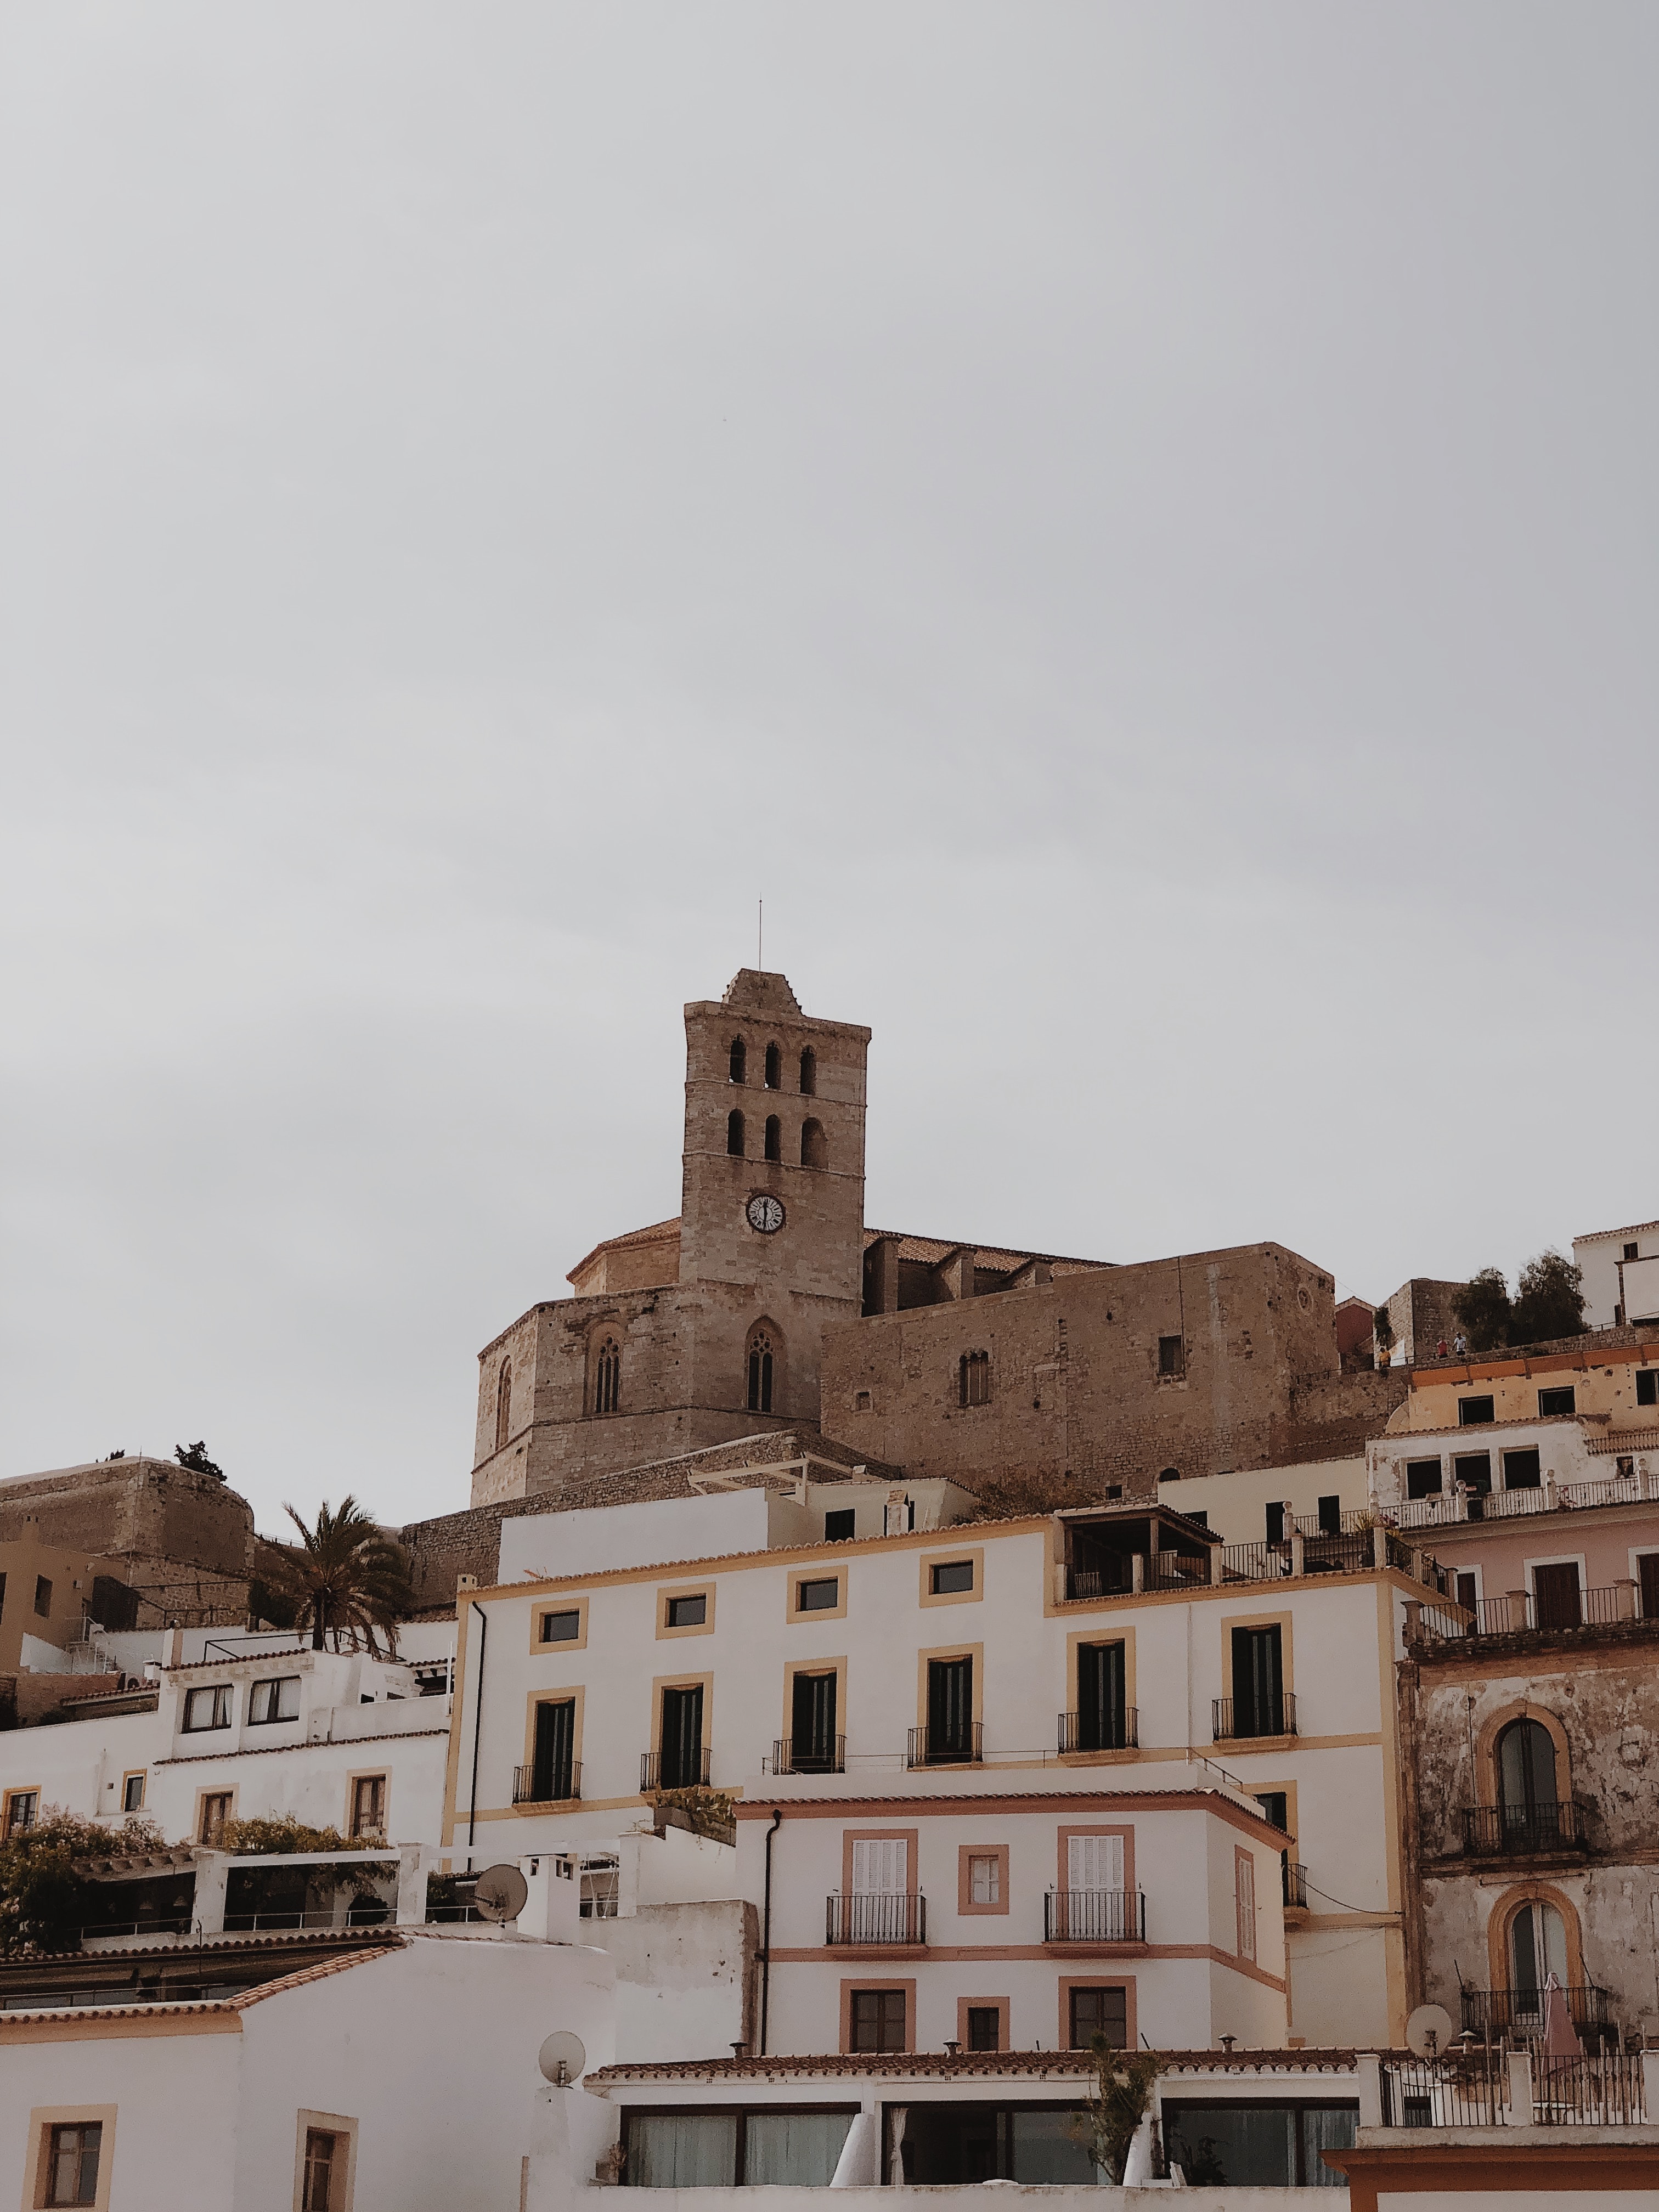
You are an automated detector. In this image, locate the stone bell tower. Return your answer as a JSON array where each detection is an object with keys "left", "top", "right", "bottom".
[{"left": 679, "top": 969, "right": 870, "bottom": 1308}]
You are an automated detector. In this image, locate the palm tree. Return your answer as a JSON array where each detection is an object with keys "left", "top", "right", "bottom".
[{"left": 266, "top": 1497, "right": 416, "bottom": 1656}]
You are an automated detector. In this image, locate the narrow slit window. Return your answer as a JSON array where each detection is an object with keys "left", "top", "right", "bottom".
[
  {"left": 764, "top": 1115, "right": 782, "bottom": 1163},
  {"left": 727, "top": 1109, "right": 745, "bottom": 1156},
  {"left": 594, "top": 1337, "right": 622, "bottom": 1416},
  {"left": 798, "top": 1046, "right": 817, "bottom": 1094},
  {"left": 729, "top": 1038, "right": 747, "bottom": 1084},
  {"left": 958, "top": 1351, "right": 990, "bottom": 1407}
]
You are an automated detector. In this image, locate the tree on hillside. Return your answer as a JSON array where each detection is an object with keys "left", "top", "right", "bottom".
[
  {"left": 1453, "top": 1268, "right": 1514, "bottom": 1354},
  {"left": 263, "top": 1497, "right": 416, "bottom": 1656},
  {"left": 1510, "top": 1250, "right": 1585, "bottom": 1345}
]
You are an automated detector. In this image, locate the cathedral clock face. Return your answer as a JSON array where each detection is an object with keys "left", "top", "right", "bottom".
[{"left": 746, "top": 1193, "right": 785, "bottom": 1235}]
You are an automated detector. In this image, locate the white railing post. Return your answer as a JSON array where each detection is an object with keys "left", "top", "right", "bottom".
[
  {"left": 1372, "top": 1523, "right": 1389, "bottom": 1571},
  {"left": 1357, "top": 2054, "right": 1384, "bottom": 2129},
  {"left": 1616, "top": 1579, "right": 1639, "bottom": 1622},
  {"left": 1131, "top": 1554, "right": 1145, "bottom": 1594},
  {"left": 1209, "top": 1545, "right": 1224, "bottom": 1587},
  {"left": 1290, "top": 1531, "right": 1306, "bottom": 1577},
  {"left": 1640, "top": 2050, "right": 1659, "bottom": 2120},
  {"left": 1506, "top": 2049, "right": 1534, "bottom": 2124}
]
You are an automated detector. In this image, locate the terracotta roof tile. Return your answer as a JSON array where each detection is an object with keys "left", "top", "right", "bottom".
[{"left": 586, "top": 2047, "right": 1363, "bottom": 2086}]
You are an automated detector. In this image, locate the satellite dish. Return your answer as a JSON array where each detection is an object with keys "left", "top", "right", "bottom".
[
  {"left": 539, "top": 2030, "right": 588, "bottom": 2085},
  {"left": 1406, "top": 2004, "right": 1455, "bottom": 2058},
  {"left": 472, "top": 1863, "right": 529, "bottom": 1923}
]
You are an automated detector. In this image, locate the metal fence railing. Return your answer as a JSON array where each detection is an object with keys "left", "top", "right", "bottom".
[
  {"left": 767, "top": 1736, "right": 846, "bottom": 1775},
  {"left": 1460, "top": 1801, "right": 1589, "bottom": 1855},
  {"left": 826, "top": 1891, "right": 926, "bottom": 1945},
  {"left": 906, "top": 1724, "right": 983, "bottom": 1768},
  {"left": 1460, "top": 1984, "right": 1615, "bottom": 2040},
  {"left": 1043, "top": 1888, "right": 1147, "bottom": 1943},
  {"left": 1143, "top": 1551, "right": 1212, "bottom": 1593},
  {"left": 640, "top": 1747, "right": 712, "bottom": 1792},
  {"left": 1057, "top": 1708, "right": 1139, "bottom": 1753},
  {"left": 512, "top": 1760, "right": 581, "bottom": 1804},
  {"left": 1533, "top": 2055, "right": 1646, "bottom": 2125},
  {"left": 1213, "top": 1691, "right": 1297, "bottom": 1741},
  {"left": 1282, "top": 1861, "right": 1309, "bottom": 1909},
  {"left": 1381, "top": 2051, "right": 1508, "bottom": 2128}
]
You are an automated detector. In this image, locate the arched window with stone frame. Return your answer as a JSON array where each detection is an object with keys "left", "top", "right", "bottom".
[
  {"left": 747, "top": 1324, "right": 779, "bottom": 1415},
  {"left": 495, "top": 1362, "right": 513, "bottom": 1452},
  {"left": 593, "top": 1336, "right": 622, "bottom": 1417},
  {"left": 958, "top": 1350, "right": 991, "bottom": 1408},
  {"left": 798, "top": 1046, "right": 817, "bottom": 1096},
  {"left": 729, "top": 1037, "right": 747, "bottom": 1084},
  {"left": 764, "top": 1041, "right": 782, "bottom": 1090},
  {"left": 727, "top": 1109, "right": 746, "bottom": 1157},
  {"left": 764, "top": 1115, "right": 782, "bottom": 1163},
  {"left": 800, "top": 1117, "right": 827, "bottom": 1171}
]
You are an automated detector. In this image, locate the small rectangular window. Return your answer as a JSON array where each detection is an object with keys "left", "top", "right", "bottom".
[
  {"left": 122, "top": 1772, "right": 146, "bottom": 1813},
  {"left": 966, "top": 2005, "right": 1001, "bottom": 2052},
  {"left": 930, "top": 1560, "right": 974, "bottom": 1596},
  {"left": 1158, "top": 1335, "right": 1185, "bottom": 1379},
  {"left": 33, "top": 1575, "right": 52, "bottom": 1619},
  {"left": 968, "top": 1853, "right": 1001, "bottom": 1905},
  {"left": 539, "top": 1609, "right": 582, "bottom": 1643},
  {"left": 1638, "top": 1554, "right": 1659, "bottom": 1620},
  {"left": 797, "top": 1577, "right": 839, "bottom": 1612},
  {"left": 5, "top": 1791, "right": 38, "bottom": 1837},
  {"left": 199, "top": 1791, "right": 232, "bottom": 1844},
  {"left": 1503, "top": 1448, "right": 1542, "bottom": 1491},
  {"left": 824, "top": 1509, "right": 856, "bottom": 1542},
  {"left": 1637, "top": 1369, "right": 1657, "bottom": 1408},
  {"left": 350, "top": 1775, "right": 386, "bottom": 1838},
  {"left": 1453, "top": 1452, "right": 1492, "bottom": 1496},
  {"left": 183, "top": 1683, "right": 233, "bottom": 1732},
  {"left": 1184, "top": 1508, "right": 1207, "bottom": 1528},
  {"left": 1626, "top": 1242, "right": 1641, "bottom": 1261},
  {"left": 301, "top": 2128, "right": 338, "bottom": 2212},
  {"left": 1405, "top": 1458, "right": 1443, "bottom": 1500},
  {"left": 1068, "top": 1984, "right": 1127, "bottom": 2049},
  {"left": 666, "top": 1594, "right": 707, "bottom": 1629},
  {"left": 1537, "top": 1385, "right": 1576, "bottom": 1418},
  {"left": 1458, "top": 1395, "right": 1495, "bottom": 1426},
  {"left": 853, "top": 1390, "right": 872, "bottom": 1413},
  {"left": 46, "top": 2120, "right": 102, "bottom": 2208},
  {"left": 1455, "top": 1572, "right": 1479, "bottom": 1611},
  {"left": 849, "top": 1988, "right": 907, "bottom": 2053},
  {"left": 248, "top": 1675, "right": 301, "bottom": 1725}
]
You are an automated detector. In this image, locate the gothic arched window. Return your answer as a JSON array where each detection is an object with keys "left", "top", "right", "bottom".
[
  {"left": 799, "top": 1047, "right": 817, "bottom": 1096},
  {"left": 800, "top": 1117, "right": 827, "bottom": 1171},
  {"left": 958, "top": 1351, "right": 991, "bottom": 1408},
  {"left": 495, "top": 1362, "right": 512, "bottom": 1452},
  {"left": 727, "top": 1109, "right": 745, "bottom": 1157},
  {"left": 764, "top": 1042, "right": 781, "bottom": 1090},
  {"left": 747, "top": 1328, "right": 776, "bottom": 1415},
  {"left": 594, "top": 1338, "right": 622, "bottom": 1417},
  {"left": 729, "top": 1038, "right": 747, "bottom": 1084},
  {"left": 1497, "top": 1717, "right": 1559, "bottom": 1847},
  {"left": 764, "top": 1115, "right": 782, "bottom": 1163}
]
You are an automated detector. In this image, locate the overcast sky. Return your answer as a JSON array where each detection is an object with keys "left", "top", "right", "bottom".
[{"left": 2, "top": 5, "right": 1655, "bottom": 1536}]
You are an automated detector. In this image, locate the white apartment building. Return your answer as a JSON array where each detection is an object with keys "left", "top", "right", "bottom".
[
  {"left": 446, "top": 1487, "right": 1444, "bottom": 2050},
  {"left": 0, "top": 1626, "right": 455, "bottom": 1855},
  {"left": 1574, "top": 1219, "right": 1659, "bottom": 1331}
]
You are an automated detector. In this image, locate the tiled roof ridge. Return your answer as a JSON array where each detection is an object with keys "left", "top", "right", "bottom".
[
  {"left": 161, "top": 1648, "right": 314, "bottom": 1672},
  {"left": 586, "top": 2046, "right": 1364, "bottom": 2083},
  {"left": 157, "top": 1725, "right": 449, "bottom": 1767},
  {"left": 0, "top": 1997, "right": 240, "bottom": 2027},
  {"left": 227, "top": 1940, "right": 404, "bottom": 2007},
  {"left": 5, "top": 1925, "right": 399, "bottom": 1965}
]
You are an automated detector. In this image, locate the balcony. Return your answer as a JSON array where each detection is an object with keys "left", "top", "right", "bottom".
[
  {"left": 768, "top": 1735, "right": 846, "bottom": 1776},
  {"left": 1057, "top": 1709, "right": 1139, "bottom": 1754},
  {"left": 512, "top": 1760, "right": 581, "bottom": 1805},
  {"left": 826, "top": 1891, "right": 927, "bottom": 1946},
  {"left": 1408, "top": 1585, "right": 1649, "bottom": 1646},
  {"left": 1044, "top": 1888, "right": 1147, "bottom": 1944},
  {"left": 906, "top": 1723, "right": 983, "bottom": 1769},
  {"left": 1460, "top": 1983, "right": 1617, "bottom": 2044},
  {"left": 1282, "top": 1860, "right": 1309, "bottom": 1909},
  {"left": 640, "top": 1746, "right": 712, "bottom": 1792},
  {"left": 1212, "top": 1691, "right": 1297, "bottom": 1741},
  {"left": 1459, "top": 1801, "right": 1590, "bottom": 1857}
]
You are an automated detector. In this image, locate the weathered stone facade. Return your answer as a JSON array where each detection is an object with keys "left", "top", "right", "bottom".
[
  {"left": 1400, "top": 1613, "right": 1659, "bottom": 2045},
  {"left": 821, "top": 1242, "right": 1400, "bottom": 1499},
  {"left": 0, "top": 1457, "right": 253, "bottom": 1627}
]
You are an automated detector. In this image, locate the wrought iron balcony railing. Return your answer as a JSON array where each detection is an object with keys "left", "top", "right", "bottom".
[
  {"left": 1057, "top": 1708, "right": 1139, "bottom": 1753},
  {"left": 640, "top": 1746, "right": 712, "bottom": 1792},
  {"left": 512, "top": 1760, "right": 581, "bottom": 1805},
  {"left": 1212, "top": 1691, "right": 1297, "bottom": 1741},
  {"left": 1460, "top": 1984, "right": 1615, "bottom": 2040},
  {"left": 1282, "top": 1860, "right": 1309, "bottom": 1909},
  {"left": 768, "top": 1735, "right": 846, "bottom": 1775},
  {"left": 1043, "top": 1888, "right": 1147, "bottom": 1944},
  {"left": 826, "top": 1891, "right": 927, "bottom": 1945},
  {"left": 1459, "top": 1800, "right": 1589, "bottom": 1855},
  {"left": 906, "top": 1723, "right": 983, "bottom": 1768}
]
